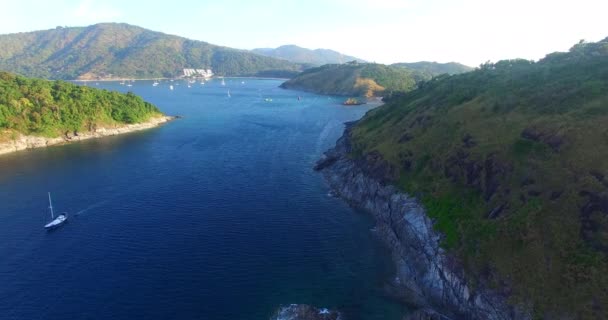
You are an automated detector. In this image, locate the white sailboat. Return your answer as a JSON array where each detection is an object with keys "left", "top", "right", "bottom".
[
  {"left": 169, "top": 85, "right": 174, "bottom": 91},
  {"left": 44, "top": 192, "right": 67, "bottom": 229},
  {"left": 227, "top": 90, "right": 231, "bottom": 98},
  {"left": 221, "top": 78, "right": 226, "bottom": 86}
]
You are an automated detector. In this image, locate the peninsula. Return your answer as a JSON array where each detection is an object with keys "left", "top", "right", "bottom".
[
  {"left": 316, "top": 37, "right": 608, "bottom": 319},
  {"left": 0, "top": 71, "right": 174, "bottom": 155},
  {"left": 280, "top": 61, "right": 471, "bottom": 100}
]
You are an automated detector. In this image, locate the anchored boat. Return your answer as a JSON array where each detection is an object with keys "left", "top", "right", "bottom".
[{"left": 44, "top": 192, "right": 68, "bottom": 229}]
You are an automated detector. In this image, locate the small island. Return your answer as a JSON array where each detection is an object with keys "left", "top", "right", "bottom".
[{"left": 0, "top": 71, "right": 174, "bottom": 155}]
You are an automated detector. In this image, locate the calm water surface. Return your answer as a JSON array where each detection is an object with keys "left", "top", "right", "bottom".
[{"left": 0, "top": 79, "right": 406, "bottom": 319}]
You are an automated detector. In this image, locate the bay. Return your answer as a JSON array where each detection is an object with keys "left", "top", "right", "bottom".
[{"left": 0, "top": 79, "right": 405, "bottom": 319}]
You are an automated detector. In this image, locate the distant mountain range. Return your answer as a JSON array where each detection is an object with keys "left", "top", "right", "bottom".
[
  {"left": 252, "top": 45, "right": 365, "bottom": 67},
  {"left": 0, "top": 23, "right": 302, "bottom": 80},
  {"left": 0, "top": 23, "right": 473, "bottom": 84}
]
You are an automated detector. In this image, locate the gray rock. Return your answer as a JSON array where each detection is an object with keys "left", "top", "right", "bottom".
[
  {"left": 404, "top": 309, "right": 452, "bottom": 320},
  {"left": 271, "top": 304, "right": 341, "bottom": 320},
  {"left": 316, "top": 123, "right": 531, "bottom": 320}
]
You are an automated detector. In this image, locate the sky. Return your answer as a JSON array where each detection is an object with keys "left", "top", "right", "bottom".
[{"left": 0, "top": 0, "right": 606, "bottom": 67}]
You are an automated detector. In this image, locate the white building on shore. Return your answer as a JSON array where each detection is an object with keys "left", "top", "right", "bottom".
[{"left": 183, "top": 68, "right": 214, "bottom": 78}]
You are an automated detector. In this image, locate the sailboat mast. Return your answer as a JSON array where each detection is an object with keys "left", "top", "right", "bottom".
[{"left": 48, "top": 192, "right": 54, "bottom": 219}]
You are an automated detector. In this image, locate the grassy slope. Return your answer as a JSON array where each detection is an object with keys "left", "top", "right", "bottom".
[
  {"left": 351, "top": 38, "right": 608, "bottom": 318},
  {"left": 0, "top": 71, "right": 162, "bottom": 138},
  {"left": 0, "top": 23, "right": 301, "bottom": 79},
  {"left": 280, "top": 63, "right": 418, "bottom": 97}
]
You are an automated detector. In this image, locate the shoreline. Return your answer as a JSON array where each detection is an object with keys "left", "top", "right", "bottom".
[
  {"left": 0, "top": 115, "right": 175, "bottom": 156},
  {"left": 314, "top": 123, "right": 527, "bottom": 320},
  {"left": 282, "top": 87, "right": 386, "bottom": 108},
  {"left": 72, "top": 76, "right": 291, "bottom": 82},
  {"left": 279, "top": 84, "right": 386, "bottom": 103}
]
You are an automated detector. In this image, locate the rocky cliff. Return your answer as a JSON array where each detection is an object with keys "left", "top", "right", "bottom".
[
  {"left": 314, "top": 122, "right": 528, "bottom": 320},
  {"left": 0, "top": 116, "right": 175, "bottom": 156}
]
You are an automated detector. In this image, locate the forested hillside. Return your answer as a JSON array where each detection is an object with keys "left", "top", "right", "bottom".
[
  {"left": 0, "top": 23, "right": 302, "bottom": 80},
  {"left": 350, "top": 38, "right": 608, "bottom": 318},
  {"left": 280, "top": 62, "right": 419, "bottom": 97},
  {"left": 280, "top": 61, "right": 472, "bottom": 98},
  {"left": 391, "top": 61, "right": 472, "bottom": 78},
  {"left": 0, "top": 72, "right": 162, "bottom": 138}
]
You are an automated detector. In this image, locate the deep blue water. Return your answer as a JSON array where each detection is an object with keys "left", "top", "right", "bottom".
[{"left": 0, "top": 79, "right": 405, "bottom": 319}]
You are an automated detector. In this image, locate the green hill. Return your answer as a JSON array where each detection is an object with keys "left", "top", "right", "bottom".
[
  {"left": 280, "top": 62, "right": 419, "bottom": 97},
  {"left": 0, "top": 71, "right": 162, "bottom": 138},
  {"left": 349, "top": 38, "right": 608, "bottom": 317},
  {"left": 0, "top": 23, "right": 302, "bottom": 80},
  {"left": 391, "top": 61, "right": 473, "bottom": 78},
  {"left": 252, "top": 45, "right": 364, "bottom": 67}
]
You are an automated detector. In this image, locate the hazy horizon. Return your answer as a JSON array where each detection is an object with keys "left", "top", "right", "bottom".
[{"left": 1, "top": 0, "right": 606, "bottom": 67}]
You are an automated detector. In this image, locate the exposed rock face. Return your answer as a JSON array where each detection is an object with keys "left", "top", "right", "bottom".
[
  {"left": 271, "top": 304, "right": 341, "bottom": 320},
  {"left": 0, "top": 116, "right": 175, "bottom": 156},
  {"left": 315, "top": 123, "right": 529, "bottom": 320},
  {"left": 404, "top": 309, "right": 452, "bottom": 320}
]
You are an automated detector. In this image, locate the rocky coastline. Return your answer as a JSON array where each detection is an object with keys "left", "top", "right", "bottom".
[
  {"left": 0, "top": 115, "right": 175, "bottom": 156},
  {"left": 314, "top": 122, "right": 528, "bottom": 320},
  {"left": 271, "top": 305, "right": 341, "bottom": 320}
]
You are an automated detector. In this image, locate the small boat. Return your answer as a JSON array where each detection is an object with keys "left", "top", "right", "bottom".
[
  {"left": 153, "top": 80, "right": 159, "bottom": 86},
  {"left": 221, "top": 78, "right": 226, "bottom": 86},
  {"left": 227, "top": 90, "right": 231, "bottom": 98},
  {"left": 264, "top": 98, "right": 272, "bottom": 102},
  {"left": 169, "top": 85, "right": 174, "bottom": 91},
  {"left": 44, "top": 192, "right": 68, "bottom": 229}
]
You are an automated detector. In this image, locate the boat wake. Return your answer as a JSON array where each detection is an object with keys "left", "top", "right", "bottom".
[{"left": 74, "top": 200, "right": 109, "bottom": 216}]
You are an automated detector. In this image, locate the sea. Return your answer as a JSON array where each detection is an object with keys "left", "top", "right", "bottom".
[{"left": 0, "top": 78, "right": 406, "bottom": 319}]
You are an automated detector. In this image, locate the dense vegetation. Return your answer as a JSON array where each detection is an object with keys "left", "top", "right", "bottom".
[
  {"left": 252, "top": 45, "right": 364, "bottom": 67},
  {"left": 391, "top": 61, "right": 472, "bottom": 80},
  {"left": 280, "top": 62, "right": 419, "bottom": 97},
  {"left": 0, "top": 23, "right": 302, "bottom": 80},
  {"left": 0, "top": 72, "right": 161, "bottom": 138},
  {"left": 350, "top": 38, "right": 608, "bottom": 318},
  {"left": 280, "top": 61, "right": 472, "bottom": 98}
]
